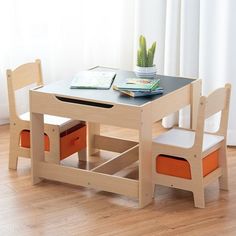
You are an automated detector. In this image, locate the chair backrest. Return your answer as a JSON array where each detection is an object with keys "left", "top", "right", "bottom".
[
  {"left": 194, "top": 84, "right": 231, "bottom": 150},
  {"left": 7, "top": 59, "right": 44, "bottom": 120}
]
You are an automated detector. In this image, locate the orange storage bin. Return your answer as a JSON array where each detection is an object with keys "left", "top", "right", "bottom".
[
  {"left": 21, "top": 130, "right": 50, "bottom": 151},
  {"left": 59, "top": 123, "right": 86, "bottom": 160},
  {"left": 156, "top": 150, "right": 219, "bottom": 179},
  {"left": 20, "top": 123, "right": 86, "bottom": 160}
]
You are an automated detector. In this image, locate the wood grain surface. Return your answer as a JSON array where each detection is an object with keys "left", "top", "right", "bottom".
[{"left": 0, "top": 123, "right": 236, "bottom": 236}]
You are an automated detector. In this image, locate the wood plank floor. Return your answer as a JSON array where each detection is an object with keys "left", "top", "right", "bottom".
[{"left": 1, "top": 123, "right": 236, "bottom": 236}]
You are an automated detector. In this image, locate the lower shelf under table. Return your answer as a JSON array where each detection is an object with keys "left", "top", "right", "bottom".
[{"left": 35, "top": 135, "right": 140, "bottom": 199}]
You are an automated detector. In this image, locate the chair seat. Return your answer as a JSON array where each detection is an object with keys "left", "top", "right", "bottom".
[
  {"left": 153, "top": 128, "right": 224, "bottom": 152},
  {"left": 19, "top": 112, "right": 80, "bottom": 132}
]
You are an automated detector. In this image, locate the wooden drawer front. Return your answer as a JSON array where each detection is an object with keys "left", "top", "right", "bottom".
[
  {"left": 156, "top": 150, "right": 219, "bottom": 179},
  {"left": 60, "top": 125, "right": 86, "bottom": 160},
  {"left": 20, "top": 124, "right": 86, "bottom": 160}
]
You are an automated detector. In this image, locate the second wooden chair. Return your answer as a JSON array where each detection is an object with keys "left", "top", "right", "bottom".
[{"left": 152, "top": 84, "right": 231, "bottom": 208}]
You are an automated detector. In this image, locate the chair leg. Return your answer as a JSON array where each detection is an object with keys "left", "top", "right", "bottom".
[
  {"left": 219, "top": 175, "right": 229, "bottom": 191},
  {"left": 152, "top": 183, "right": 156, "bottom": 198},
  {"left": 193, "top": 189, "right": 205, "bottom": 208},
  {"left": 8, "top": 129, "right": 20, "bottom": 170},
  {"left": 190, "top": 160, "right": 205, "bottom": 208},
  {"left": 219, "top": 144, "right": 229, "bottom": 190}
]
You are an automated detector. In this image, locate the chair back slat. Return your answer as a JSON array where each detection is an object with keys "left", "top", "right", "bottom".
[
  {"left": 205, "top": 87, "right": 227, "bottom": 119},
  {"left": 7, "top": 59, "right": 43, "bottom": 120},
  {"left": 194, "top": 84, "right": 231, "bottom": 150},
  {"left": 8, "top": 60, "right": 43, "bottom": 91}
]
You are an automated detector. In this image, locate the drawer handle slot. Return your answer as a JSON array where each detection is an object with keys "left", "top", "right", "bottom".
[
  {"left": 56, "top": 96, "right": 113, "bottom": 108},
  {"left": 73, "top": 137, "right": 80, "bottom": 145}
]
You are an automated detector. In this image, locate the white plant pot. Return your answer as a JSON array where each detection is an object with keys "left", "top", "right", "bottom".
[{"left": 134, "top": 65, "right": 157, "bottom": 78}]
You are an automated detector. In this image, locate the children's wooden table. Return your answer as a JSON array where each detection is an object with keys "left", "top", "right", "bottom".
[{"left": 30, "top": 67, "right": 201, "bottom": 208}]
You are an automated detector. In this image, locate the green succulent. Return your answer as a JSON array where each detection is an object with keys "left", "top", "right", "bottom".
[{"left": 137, "top": 35, "right": 156, "bottom": 67}]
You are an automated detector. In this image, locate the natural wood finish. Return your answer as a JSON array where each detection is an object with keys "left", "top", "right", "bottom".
[
  {"left": 151, "top": 84, "right": 191, "bottom": 123},
  {"left": 38, "top": 162, "right": 138, "bottom": 198},
  {"left": 87, "top": 122, "right": 100, "bottom": 157},
  {"left": 30, "top": 91, "right": 142, "bottom": 129},
  {"left": 190, "top": 79, "right": 202, "bottom": 129},
  {"left": 30, "top": 113, "right": 44, "bottom": 184},
  {"left": 94, "top": 135, "right": 138, "bottom": 153},
  {"left": 152, "top": 84, "right": 231, "bottom": 208},
  {"left": 203, "top": 168, "right": 222, "bottom": 186},
  {"left": 30, "top": 100, "right": 141, "bottom": 201},
  {"left": 6, "top": 59, "right": 61, "bottom": 169},
  {"left": 139, "top": 103, "right": 153, "bottom": 208},
  {"left": 91, "top": 145, "right": 139, "bottom": 174},
  {"left": 1, "top": 124, "right": 236, "bottom": 235},
  {"left": 30, "top": 74, "right": 200, "bottom": 208},
  {"left": 205, "top": 88, "right": 227, "bottom": 119},
  {"left": 7, "top": 59, "right": 85, "bottom": 170}
]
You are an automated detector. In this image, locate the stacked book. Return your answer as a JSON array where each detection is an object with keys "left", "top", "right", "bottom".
[{"left": 113, "top": 78, "right": 163, "bottom": 97}]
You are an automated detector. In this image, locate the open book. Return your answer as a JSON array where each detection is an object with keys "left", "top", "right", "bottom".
[{"left": 70, "top": 71, "right": 116, "bottom": 89}]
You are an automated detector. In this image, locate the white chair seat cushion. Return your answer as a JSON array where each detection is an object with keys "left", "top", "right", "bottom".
[
  {"left": 153, "top": 128, "right": 224, "bottom": 152},
  {"left": 19, "top": 112, "right": 81, "bottom": 132}
]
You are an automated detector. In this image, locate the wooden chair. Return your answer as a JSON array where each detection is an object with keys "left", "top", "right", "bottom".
[
  {"left": 152, "top": 84, "right": 231, "bottom": 208},
  {"left": 7, "top": 59, "right": 86, "bottom": 170}
]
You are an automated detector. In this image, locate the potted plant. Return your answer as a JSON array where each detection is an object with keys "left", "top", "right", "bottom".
[{"left": 135, "top": 35, "right": 156, "bottom": 78}]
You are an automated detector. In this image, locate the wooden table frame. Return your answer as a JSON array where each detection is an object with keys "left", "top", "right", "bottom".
[{"left": 30, "top": 78, "right": 201, "bottom": 208}]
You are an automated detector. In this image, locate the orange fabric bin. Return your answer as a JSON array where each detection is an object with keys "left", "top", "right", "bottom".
[
  {"left": 156, "top": 150, "right": 219, "bottom": 179},
  {"left": 20, "top": 123, "right": 86, "bottom": 160}
]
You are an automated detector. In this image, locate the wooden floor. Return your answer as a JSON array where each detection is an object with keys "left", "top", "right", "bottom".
[{"left": 1, "top": 123, "right": 236, "bottom": 236}]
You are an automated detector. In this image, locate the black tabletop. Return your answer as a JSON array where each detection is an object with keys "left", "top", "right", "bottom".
[{"left": 37, "top": 66, "right": 194, "bottom": 107}]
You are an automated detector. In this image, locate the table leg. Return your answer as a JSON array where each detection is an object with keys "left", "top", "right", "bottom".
[
  {"left": 138, "top": 105, "right": 153, "bottom": 208},
  {"left": 78, "top": 148, "right": 87, "bottom": 162},
  {"left": 87, "top": 122, "right": 100, "bottom": 157},
  {"left": 191, "top": 79, "right": 202, "bottom": 130},
  {"left": 30, "top": 112, "right": 44, "bottom": 184}
]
